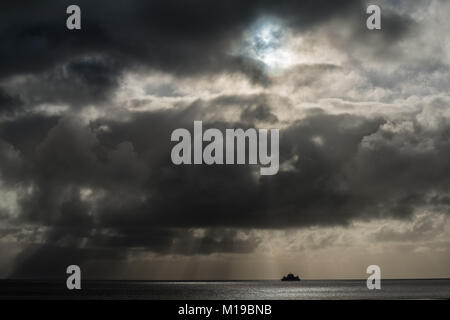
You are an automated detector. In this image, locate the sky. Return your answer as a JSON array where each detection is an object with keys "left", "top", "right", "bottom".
[{"left": 1, "top": 0, "right": 450, "bottom": 280}]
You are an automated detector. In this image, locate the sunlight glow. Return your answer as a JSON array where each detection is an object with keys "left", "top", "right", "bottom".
[{"left": 246, "top": 19, "right": 296, "bottom": 71}]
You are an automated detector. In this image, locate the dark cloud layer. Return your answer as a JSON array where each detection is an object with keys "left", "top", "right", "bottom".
[
  {"left": 0, "top": 1, "right": 434, "bottom": 278},
  {"left": 5, "top": 95, "right": 450, "bottom": 277},
  {"left": 0, "top": 0, "right": 415, "bottom": 118},
  {"left": 0, "top": 0, "right": 361, "bottom": 77},
  {"left": 0, "top": 88, "right": 24, "bottom": 115},
  {"left": 0, "top": 0, "right": 411, "bottom": 101},
  {"left": 3, "top": 102, "right": 450, "bottom": 250}
]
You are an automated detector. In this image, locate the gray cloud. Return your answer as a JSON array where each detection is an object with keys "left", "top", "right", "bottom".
[
  {"left": 4, "top": 99, "right": 450, "bottom": 236},
  {"left": 0, "top": 0, "right": 446, "bottom": 279},
  {"left": 0, "top": 0, "right": 416, "bottom": 114}
]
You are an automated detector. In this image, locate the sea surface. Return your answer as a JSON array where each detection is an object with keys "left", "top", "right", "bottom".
[{"left": 1, "top": 279, "right": 450, "bottom": 300}]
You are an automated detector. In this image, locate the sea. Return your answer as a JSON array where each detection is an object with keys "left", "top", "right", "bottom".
[{"left": 1, "top": 279, "right": 450, "bottom": 300}]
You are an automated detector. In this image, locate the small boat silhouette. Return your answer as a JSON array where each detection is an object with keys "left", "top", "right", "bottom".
[{"left": 281, "top": 273, "right": 300, "bottom": 281}]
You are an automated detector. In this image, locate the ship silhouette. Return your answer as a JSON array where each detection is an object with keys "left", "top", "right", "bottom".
[{"left": 281, "top": 273, "right": 300, "bottom": 281}]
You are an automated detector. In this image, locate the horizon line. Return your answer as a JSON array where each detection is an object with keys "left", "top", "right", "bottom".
[{"left": 3, "top": 277, "right": 450, "bottom": 282}]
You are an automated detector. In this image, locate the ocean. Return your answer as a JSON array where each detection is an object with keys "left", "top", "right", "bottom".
[{"left": 1, "top": 279, "right": 450, "bottom": 299}]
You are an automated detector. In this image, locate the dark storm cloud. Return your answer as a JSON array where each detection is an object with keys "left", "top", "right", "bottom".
[
  {"left": 3, "top": 100, "right": 449, "bottom": 232},
  {"left": 0, "top": 56, "right": 124, "bottom": 111},
  {"left": 0, "top": 87, "right": 24, "bottom": 115},
  {"left": 89, "top": 228, "right": 260, "bottom": 255},
  {"left": 0, "top": 0, "right": 415, "bottom": 111},
  {"left": 31, "top": 57, "right": 123, "bottom": 107},
  {"left": 10, "top": 228, "right": 260, "bottom": 278},
  {"left": 10, "top": 244, "right": 125, "bottom": 279},
  {"left": 5, "top": 97, "right": 450, "bottom": 276},
  {"left": 0, "top": 114, "right": 59, "bottom": 161},
  {"left": 0, "top": 1, "right": 423, "bottom": 277},
  {"left": 0, "top": 139, "right": 26, "bottom": 185},
  {"left": 0, "top": 0, "right": 362, "bottom": 77}
]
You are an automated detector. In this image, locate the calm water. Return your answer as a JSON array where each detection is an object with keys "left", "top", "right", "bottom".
[{"left": 1, "top": 279, "right": 450, "bottom": 300}]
